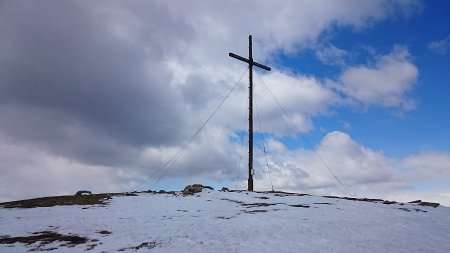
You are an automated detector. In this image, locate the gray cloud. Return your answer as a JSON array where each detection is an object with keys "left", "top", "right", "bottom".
[{"left": 0, "top": 1, "right": 191, "bottom": 166}]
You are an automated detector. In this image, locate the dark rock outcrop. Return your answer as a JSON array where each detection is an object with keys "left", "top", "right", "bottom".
[
  {"left": 409, "top": 200, "right": 440, "bottom": 208},
  {"left": 182, "top": 184, "right": 214, "bottom": 195}
]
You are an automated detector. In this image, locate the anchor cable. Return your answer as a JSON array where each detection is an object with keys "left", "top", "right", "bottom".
[
  {"left": 254, "top": 86, "right": 274, "bottom": 191},
  {"left": 235, "top": 96, "right": 248, "bottom": 190},
  {"left": 255, "top": 71, "right": 353, "bottom": 197},
  {"left": 131, "top": 69, "right": 248, "bottom": 192}
]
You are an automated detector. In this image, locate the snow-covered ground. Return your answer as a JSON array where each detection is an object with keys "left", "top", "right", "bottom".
[{"left": 1, "top": 190, "right": 450, "bottom": 252}]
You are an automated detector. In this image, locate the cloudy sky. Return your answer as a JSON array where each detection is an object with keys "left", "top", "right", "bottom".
[{"left": 1, "top": 0, "right": 449, "bottom": 205}]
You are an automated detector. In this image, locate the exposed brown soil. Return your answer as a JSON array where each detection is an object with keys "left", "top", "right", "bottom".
[
  {"left": 216, "top": 215, "right": 235, "bottom": 219},
  {"left": 0, "top": 231, "right": 89, "bottom": 251},
  {"left": 259, "top": 191, "right": 310, "bottom": 197},
  {"left": 0, "top": 194, "right": 113, "bottom": 208},
  {"left": 118, "top": 241, "right": 158, "bottom": 251},
  {"left": 288, "top": 204, "right": 310, "bottom": 208},
  {"left": 323, "top": 196, "right": 385, "bottom": 203},
  {"left": 222, "top": 198, "right": 313, "bottom": 210},
  {"left": 321, "top": 196, "right": 441, "bottom": 208},
  {"left": 220, "top": 198, "right": 245, "bottom": 205},
  {"left": 97, "top": 230, "right": 112, "bottom": 235},
  {"left": 399, "top": 207, "right": 427, "bottom": 213},
  {"left": 242, "top": 202, "right": 282, "bottom": 208},
  {"left": 243, "top": 209, "right": 268, "bottom": 214}
]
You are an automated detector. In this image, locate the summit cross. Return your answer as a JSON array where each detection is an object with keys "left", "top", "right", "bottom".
[{"left": 229, "top": 35, "right": 271, "bottom": 191}]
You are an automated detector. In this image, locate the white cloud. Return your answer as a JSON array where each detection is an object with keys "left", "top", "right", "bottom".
[
  {"left": 252, "top": 71, "right": 340, "bottom": 134},
  {"left": 156, "top": 0, "right": 422, "bottom": 66},
  {"left": 252, "top": 131, "right": 450, "bottom": 205},
  {"left": 253, "top": 131, "right": 404, "bottom": 193},
  {"left": 315, "top": 44, "right": 348, "bottom": 66},
  {"left": 403, "top": 151, "right": 450, "bottom": 179},
  {"left": 335, "top": 46, "right": 418, "bottom": 110},
  {"left": 428, "top": 35, "right": 450, "bottom": 55},
  {"left": 265, "top": 138, "right": 287, "bottom": 154}
]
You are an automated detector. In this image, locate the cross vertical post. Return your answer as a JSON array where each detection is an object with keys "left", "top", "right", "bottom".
[{"left": 229, "top": 35, "right": 271, "bottom": 191}]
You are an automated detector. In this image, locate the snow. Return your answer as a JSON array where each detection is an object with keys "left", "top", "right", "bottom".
[{"left": 1, "top": 190, "right": 450, "bottom": 252}]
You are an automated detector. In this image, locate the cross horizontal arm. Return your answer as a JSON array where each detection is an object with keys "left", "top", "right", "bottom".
[
  {"left": 229, "top": 52, "right": 271, "bottom": 71},
  {"left": 253, "top": 61, "right": 271, "bottom": 71},
  {"left": 229, "top": 52, "right": 248, "bottom": 63}
]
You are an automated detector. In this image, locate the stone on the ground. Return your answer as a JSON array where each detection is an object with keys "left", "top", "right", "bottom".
[
  {"left": 75, "top": 190, "right": 92, "bottom": 196},
  {"left": 182, "top": 184, "right": 214, "bottom": 195}
]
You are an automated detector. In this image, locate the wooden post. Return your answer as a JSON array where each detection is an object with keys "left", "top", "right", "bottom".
[{"left": 229, "top": 35, "right": 271, "bottom": 191}]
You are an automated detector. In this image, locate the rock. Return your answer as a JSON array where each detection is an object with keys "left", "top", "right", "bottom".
[
  {"left": 183, "top": 184, "right": 203, "bottom": 195},
  {"left": 408, "top": 199, "right": 439, "bottom": 208},
  {"left": 220, "top": 187, "right": 230, "bottom": 192},
  {"left": 418, "top": 202, "right": 440, "bottom": 208},
  {"left": 202, "top": 185, "right": 214, "bottom": 191},
  {"left": 75, "top": 190, "right": 92, "bottom": 196},
  {"left": 182, "top": 184, "right": 215, "bottom": 195}
]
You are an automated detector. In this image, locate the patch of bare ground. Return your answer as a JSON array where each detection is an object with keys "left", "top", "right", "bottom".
[
  {"left": 322, "top": 196, "right": 385, "bottom": 203},
  {"left": 220, "top": 198, "right": 245, "bottom": 205},
  {"left": 221, "top": 199, "right": 284, "bottom": 208},
  {"left": 216, "top": 216, "right": 236, "bottom": 219},
  {"left": 0, "top": 194, "right": 113, "bottom": 208},
  {"left": 258, "top": 191, "right": 310, "bottom": 197},
  {"left": 288, "top": 204, "right": 310, "bottom": 208},
  {"left": 241, "top": 202, "right": 283, "bottom": 208},
  {"left": 399, "top": 207, "right": 427, "bottom": 213},
  {"left": 118, "top": 241, "right": 158, "bottom": 251},
  {"left": 322, "top": 195, "right": 440, "bottom": 208},
  {"left": 97, "top": 230, "right": 112, "bottom": 235},
  {"left": 242, "top": 209, "right": 268, "bottom": 214},
  {"left": 0, "top": 231, "right": 90, "bottom": 251},
  {"left": 409, "top": 200, "right": 440, "bottom": 208}
]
